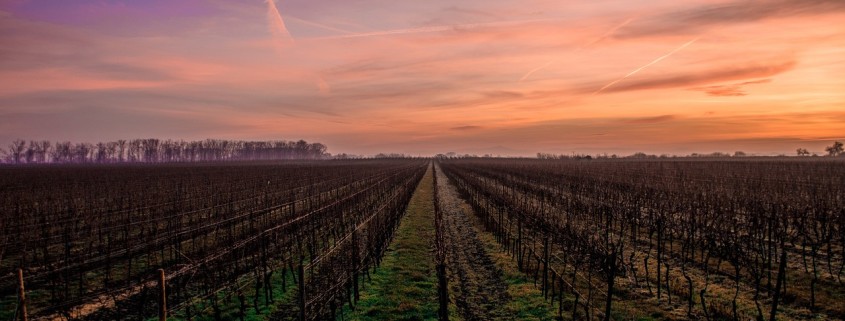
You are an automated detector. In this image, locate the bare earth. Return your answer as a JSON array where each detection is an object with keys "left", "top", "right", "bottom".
[{"left": 435, "top": 163, "right": 512, "bottom": 321}]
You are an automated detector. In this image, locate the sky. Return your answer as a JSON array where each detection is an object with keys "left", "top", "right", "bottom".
[{"left": 0, "top": 0, "right": 843, "bottom": 156}]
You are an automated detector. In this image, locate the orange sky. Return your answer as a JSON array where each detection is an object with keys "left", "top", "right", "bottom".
[{"left": 1, "top": 0, "right": 843, "bottom": 156}]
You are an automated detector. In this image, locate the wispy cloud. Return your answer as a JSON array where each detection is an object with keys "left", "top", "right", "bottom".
[
  {"left": 484, "top": 90, "right": 523, "bottom": 99},
  {"left": 624, "top": 114, "right": 676, "bottom": 124},
  {"left": 690, "top": 79, "right": 772, "bottom": 96},
  {"left": 616, "top": 0, "right": 845, "bottom": 38},
  {"left": 594, "top": 60, "right": 795, "bottom": 94},
  {"left": 442, "top": 6, "right": 500, "bottom": 19},
  {"left": 316, "top": 76, "right": 331, "bottom": 94},
  {"left": 451, "top": 125, "right": 482, "bottom": 131}
]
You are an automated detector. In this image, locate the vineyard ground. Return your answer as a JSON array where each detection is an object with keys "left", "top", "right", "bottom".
[
  {"left": 435, "top": 163, "right": 558, "bottom": 321},
  {"left": 502, "top": 171, "right": 845, "bottom": 320},
  {"left": 340, "top": 165, "right": 440, "bottom": 321},
  {"left": 170, "top": 269, "right": 299, "bottom": 321},
  {"left": 341, "top": 162, "right": 562, "bottom": 321},
  {"left": 6, "top": 159, "right": 841, "bottom": 321},
  {"left": 489, "top": 171, "right": 844, "bottom": 320}
]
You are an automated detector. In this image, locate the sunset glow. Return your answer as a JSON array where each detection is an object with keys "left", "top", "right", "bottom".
[{"left": 1, "top": 0, "right": 844, "bottom": 155}]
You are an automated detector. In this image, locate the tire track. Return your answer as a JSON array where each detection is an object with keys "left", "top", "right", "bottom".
[{"left": 435, "top": 163, "right": 511, "bottom": 320}]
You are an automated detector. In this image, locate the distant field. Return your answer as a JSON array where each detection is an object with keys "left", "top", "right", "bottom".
[{"left": 1, "top": 158, "right": 843, "bottom": 320}]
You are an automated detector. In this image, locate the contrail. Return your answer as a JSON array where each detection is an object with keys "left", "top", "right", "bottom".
[
  {"left": 316, "top": 18, "right": 556, "bottom": 40},
  {"left": 267, "top": 0, "right": 295, "bottom": 48},
  {"left": 287, "top": 16, "right": 354, "bottom": 35},
  {"left": 519, "top": 18, "right": 633, "bottom": 82},
  {"left": 593, "top": 38, "right": 698, "bottom": 95},
  {"left": 520, "top": 60, "right": 554, "bottom": 82},
  {"left": 578, "top": 18, "right": 634, "bottom": 50},
  {"left": 266, "top": 0, "right": 331, "bottom": 94}
]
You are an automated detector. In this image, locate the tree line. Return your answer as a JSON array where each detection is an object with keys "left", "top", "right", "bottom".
[
  {"left": 536, "top": 141, "right": 845, "bottom": 160},
  {"left": 2, "top": 138, "right": 330, "bottom": 164}
]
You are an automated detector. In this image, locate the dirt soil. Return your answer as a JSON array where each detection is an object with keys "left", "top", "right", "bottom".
[{"left": 435, "top": 164, "right": 512, "bottom": 321}]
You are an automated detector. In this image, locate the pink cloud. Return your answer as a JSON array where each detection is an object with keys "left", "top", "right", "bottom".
[{"left": 690, "top": 79, "right": 772, "bottom": 96}]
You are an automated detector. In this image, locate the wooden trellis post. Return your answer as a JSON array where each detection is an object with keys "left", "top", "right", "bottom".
[
  {"left": 159, "top": 269, "right": 167, "bottom": 321},
  {"left": 18, "top": 269, "right": 28, "bottom": 321}
]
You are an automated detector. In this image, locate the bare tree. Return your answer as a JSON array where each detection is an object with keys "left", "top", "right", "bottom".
[
  {"left": 51, "top": 141, "right": 72, "bottom": 163},
  {"left": 6, "top": 139, "right": 26, "bottom": 164},
  {"left": 105, "top": 142, "right": 119, "bottom": 162},
  {"left": 142, "top": 139, "right": 160, "bottom": 163},
  {"left": 117, "top": 139, "right": 127, "bottom": 162},
  {"left": 74, "top": 143, "right": 93, "bottom": 163},
  {"left": 37, "top": 140, "right": 51, "bottom": 163},
  {"left": 825, "top": 141, "right": 843, "bottom": 157},
  {"left": 95, "top": 142, "right": 108, "bottom": 163},
  {"left": 24, "top": 141, "right": 37, "bottom": 163}
]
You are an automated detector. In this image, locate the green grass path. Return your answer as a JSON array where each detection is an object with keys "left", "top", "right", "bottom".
[
  {"left": 340, "top": 164, "right": 439, "bottom": 321},
  {"left": 341, "top": 163, "right": 562, "bottom": 321}
]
